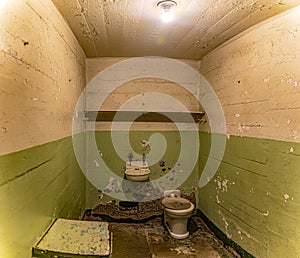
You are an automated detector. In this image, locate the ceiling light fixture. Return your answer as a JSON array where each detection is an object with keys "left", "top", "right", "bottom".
[{"left": 157, "top": 0, "right": 177, "bottom": 23}]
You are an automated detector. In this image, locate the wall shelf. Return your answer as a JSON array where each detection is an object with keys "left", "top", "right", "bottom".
[{"left": 84, "top": 111, "right": 205, "bottom": 123}]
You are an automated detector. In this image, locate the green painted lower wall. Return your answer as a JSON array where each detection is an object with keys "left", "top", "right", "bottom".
[
  {"left": 0, "top": 136, "right": 86, "bottom": 258},
  {"left": 85, "top": 131, "right": 200, "bottom": 208},
  {"left": 82, "top": 130, "right": 300, "bottom": 257},
  {"left": 199, "top": 132, "right": 300, "bottom": 258}
]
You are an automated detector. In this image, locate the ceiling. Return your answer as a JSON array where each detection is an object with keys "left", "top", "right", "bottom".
[{"left": 52, "top": 0, "right": 300, "bottom": 60}]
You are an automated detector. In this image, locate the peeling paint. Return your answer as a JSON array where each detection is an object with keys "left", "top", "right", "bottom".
[
  {"left": 140, "top": 140, "right": 150, "bottom": 149},
  {"left": 222, "top": 179, "right": 229, "bottom": 192},
  {"left": 103, "top": 177, "right": 122, "bottom": 193},
  {"left": 237, "top": 228, "right": 251, "bottom": 240},
  {"left": 285, "top": 78, "right": 298, "bottom": 87},
  {"left": 199, "top": 8, "right": 300, "bottom": 144},
  {"left": 263, "top": 76, "right": 270, "bottom": 83},
  {"left": 238, "top": 230, "right": 243, "bottom": 240},
  {"left": 215, "top": 177, "right": 232, "bottom": 193},
  {"left": 283, "top": 193, "right": 290, "bottom": 201},
  {"left": 291, "top": 129, "right": 298, "bottom": 140},
  {"left": 94, "top": 160, "right": 99, "bottom": 167},
  {"left": 223, "top": 216, "right": 232, "bottom": 238},
  {"left": 261, "top": 211, "right": 269, "bottom": 216},
  {"left": 237, "top": 123, "right": 243, "bottom": 132}
]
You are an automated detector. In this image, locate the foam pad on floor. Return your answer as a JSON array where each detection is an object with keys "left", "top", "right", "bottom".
[{"left": 33, "top": 218, "right": 110, "bottom": 257}]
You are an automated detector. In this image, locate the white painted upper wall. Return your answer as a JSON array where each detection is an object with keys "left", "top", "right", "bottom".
[
  {"left": 0, "top": 0, "right": 86, "bottom": 155},
  {"left": 85, "top": 57, "right": 203, "bottom": 131},
  {"left": 1, "top": 1, "right": 299, "bottom": 155},
  {"left": 200, "top": 6, "right": 300, "bottom": 142}
]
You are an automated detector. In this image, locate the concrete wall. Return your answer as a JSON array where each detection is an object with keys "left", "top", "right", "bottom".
[
  {"left": 1, "top": 1, "right": 298, "bottom": 257},
  {"left": 85, "top": 57, "right": 202, "bottom": 207},
  {"left": 0, "top": 1, "right": 86, "bottom": 257},
  {"left": 199, "top": 7, "right": 300, "bottom": 257}
]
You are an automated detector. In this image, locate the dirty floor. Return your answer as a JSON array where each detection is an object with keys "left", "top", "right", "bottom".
[
  {"left": 91, "top": 216, "right": 237, "bottom": 258},
  {"left": 83, "top": 197, "right": 238, "bottom": 258}
]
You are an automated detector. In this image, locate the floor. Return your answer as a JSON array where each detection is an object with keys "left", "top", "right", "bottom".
[
  {"left": 82, "top": 196, "right": 238, "bottom": 258},
  {"left": 109, "top": 216, "right": 236, "bottom": 258},
  {"left": 84, "top": 213, "right": 237, "bottom": 258}
]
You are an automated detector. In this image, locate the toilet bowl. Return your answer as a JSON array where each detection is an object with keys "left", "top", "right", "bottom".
[{"left": 162, "top": 190, "right": 194, "bottom": 239}]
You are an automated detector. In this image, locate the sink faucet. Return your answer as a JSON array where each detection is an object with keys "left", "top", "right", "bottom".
[
  {"left": 128, "top": 152, "right": 133, "bottom": 165},
  {"left": 142, "top": 153, "right": 146, "bottom": 166}
]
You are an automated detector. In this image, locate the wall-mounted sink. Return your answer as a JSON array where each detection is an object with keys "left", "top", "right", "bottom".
[{"left": 125, "top": 161, "right": 150, "bottom": 182}]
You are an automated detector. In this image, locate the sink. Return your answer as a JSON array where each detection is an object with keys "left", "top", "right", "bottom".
[{"left": 125, "top": 160, "right": 150, "bottom": 182}]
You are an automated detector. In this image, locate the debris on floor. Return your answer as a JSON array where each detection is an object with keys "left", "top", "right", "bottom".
[
  {"left": 90, "top": 198, "right": 163, "bottom": 221},
  {"left": 88, "top": 192, "right": 196, "bottom": 222},
  {"left": 107, "top": 217, "right": 236, "bottom": 258},
  {"left": 83, "top": 196, "right": 238, "bottom": 258},
  {"left": 110, "top": 222, "right": 152, "bottom": 258},
  {"left": 145, "top": 220, "right": 234, "bottom": 258}
]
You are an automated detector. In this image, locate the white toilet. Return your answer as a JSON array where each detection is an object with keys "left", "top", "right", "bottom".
[{"left": 162, "top": 190, "right": 195, "bottom": 239}]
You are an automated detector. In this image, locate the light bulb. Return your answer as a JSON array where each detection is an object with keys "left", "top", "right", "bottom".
[
  {"left": 157, "top": 1, "right": 177, "bottom": 23},
  {"left": 161, "top": 10, "right": 174, "bottom": 22}
]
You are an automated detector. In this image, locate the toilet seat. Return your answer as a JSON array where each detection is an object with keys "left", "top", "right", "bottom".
[{"left": 162, "top": 197, "right": 192, "bottom": 210}]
